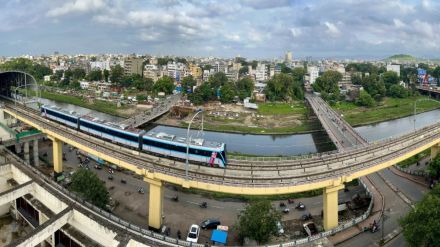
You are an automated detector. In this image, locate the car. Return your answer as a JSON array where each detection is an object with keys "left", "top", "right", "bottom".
[
  {"left": 303, "top": 221, "right": 318, "bottom": 237},
  {"left": 186, "top": 224, "right": 200, "bottom": 243},
  {"left": 276, "top": 221, "right": 284, "bottom": 235},
  {"left": 200, "top": 219, "right": 221, "bottom": 230}
]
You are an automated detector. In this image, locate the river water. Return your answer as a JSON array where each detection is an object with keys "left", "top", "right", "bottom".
[{"left": 36, "top": 98, "right": 440, "bottom": 156}]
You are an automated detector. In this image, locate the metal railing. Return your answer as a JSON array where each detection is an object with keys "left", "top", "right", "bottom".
[{"left": 394, "top": 165, "right": 430, "bottom": 178}]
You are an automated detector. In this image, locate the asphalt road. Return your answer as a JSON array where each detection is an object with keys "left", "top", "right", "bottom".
[
  {"left": 337, "top": 168, "right": 429, "bottom": 247},
  {"left": 35, "top": 139, "right": 367, "bottom": 245}
]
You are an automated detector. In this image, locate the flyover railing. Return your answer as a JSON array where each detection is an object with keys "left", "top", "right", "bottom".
[{"left": 229, "top": 123, "right": 437, "bottom": 163}]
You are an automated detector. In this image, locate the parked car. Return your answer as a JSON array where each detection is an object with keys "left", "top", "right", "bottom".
[
  {"left": 200, "top": 219, "right": 221, "bottom": 230},
  {"left": 303, "top": 221, "right": 318, "bottom": 237},
  {"left": 276, "top": 221, "right": 284, "bottom": 235},
  {"left": 186, "top": 224, "right": 200, "bottom": 243}
]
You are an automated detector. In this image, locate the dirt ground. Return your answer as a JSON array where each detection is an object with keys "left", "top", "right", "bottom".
[{"left": 157, "top": 102, "right": 313, "bottom": 134}]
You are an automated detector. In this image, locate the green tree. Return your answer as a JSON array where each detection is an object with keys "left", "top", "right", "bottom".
[
  {"left": 208, "top": 72, "right": 228, "bottom": 89},
  {"left": 361, "top": 74, "right": 386, "bottom": 101},
  {"left": 351, "top": 74, "right": 362, "bottom": 85},
  {"left": 219, "top": 82, "right": 236, "bottom": 103},
  {"left": 427, "top": 154, "right": 440, "bottom": 178},
  {"left": 236, "top": 77, "right": 254, "bottom": 100},
  {"left": 71, "top": 68, "right": 86, "bottom": 80},
  {"left": 87, "top": 69, "right": 103, "bottom": 81},
  {"left": 103, "top": 69, "right": 110, "bottom": 82},
  {"left": 382, "top": 71, "right": 399, "bottom": 90},
  {"left": 188, "top": 82, "right": 213, "bottom": 105},
  {"left": 264, "top": 73, "right": 303, "bottom": 101},
  {"left": 250, "top": 60, "right": 258, "bottom": 69},
  {"left": 0, "top": 58, "right": 52, "bottom": 81},
  {"left": 181, "top": 75, "right": 197, "bottom": 94},
  {"left": 389, "top": 84, "right": 409, "bottom": 98},
  {"left": 153, "top": 76, "right": 175, "bottom": 94},
  {"left": 312, "top": 70, "right": 342, "bottom": 101},
  {"left": 70, "top": 169, "right": 110, "bottom": 209},
  {"left": 157, "top": 57, "right": 173, "bottom": 66},
  {"left": 400, "top": 184, "right": 440, "bottom": 247},
  {"left": 110, "top": 65, "right": 124, "bottom": 85},
  {"left": 239, "top": 66, "right": 249, "bottom": 76},
  {"left": 291, "top": 67, "right": 306, "bottom": 83},
  {"left": 203, "top": 64, "right": 213, "bottom": 71},
  {"left": 52, "top": 70, "right": 64, "bottom": 82},
  {"left": 236, "top": 201, "right": 281, "bottom": 244},
  {"left": 134, "top": 77, "right": 153, "bottom": 91},
  {"left": 356, "top": 90, "right": 375, "bottom": 107}
]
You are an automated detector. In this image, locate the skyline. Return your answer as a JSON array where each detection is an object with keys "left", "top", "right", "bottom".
[{"left": 1, "top": 0, "right": 440, "bottom": 59}]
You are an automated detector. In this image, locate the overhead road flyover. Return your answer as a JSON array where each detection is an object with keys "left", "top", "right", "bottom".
[
  {"left": 2, "top": 103, "right": 440, "bottom": 231},
  {"left": 306, "top": 93, "right": 368, "bottom": 151}
]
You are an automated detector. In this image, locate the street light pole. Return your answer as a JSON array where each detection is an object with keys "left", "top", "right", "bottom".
[{"left": 185, "top": 109, "right": 203, "bottom": 180}]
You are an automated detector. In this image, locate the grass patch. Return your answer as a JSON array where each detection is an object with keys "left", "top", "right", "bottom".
[
  {"left": 180, "top": 121, "right": 320, "bottom": 134},
  {"left": 397, "top": 149, "right": 431, "bottom": 168},
  {"left": 27, "top": 90, "right": 131, "bottom": 118},
  {"left": 258, "top": 102, "right": 307, "bottom": 115},
  {"left": 333, "top": 96, "right": 440, "bottom": 126}
]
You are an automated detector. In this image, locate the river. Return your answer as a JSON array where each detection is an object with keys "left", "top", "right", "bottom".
[{"left": 34, "top": 99, "right": 440, "bottom": 156}]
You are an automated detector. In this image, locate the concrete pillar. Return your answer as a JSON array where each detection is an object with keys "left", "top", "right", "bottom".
[
  {"left": 24, "top": 142, "right": 30, "bottom": 165},
  {"left": 33, "top": 139, "right": 39, "bottom": 167},
  {"left": 15, "top": 143, "right": 22, "bottom": 154},
  {"left": 145, "top": 177, "right": 163, "bottom": 230},
  {"left": 323, "top": 184, "right": 344, "bottom": 230},
  {"left": 52, "top": 137, "right": 63, "bottom": 180},
  {"left": 432, "top": 144, "right": 440, "bottom": 160}
]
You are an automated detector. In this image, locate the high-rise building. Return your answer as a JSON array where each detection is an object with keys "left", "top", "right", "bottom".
[
  {"left": 308, "top": 66, "right": 319, "bottom": 84},
  {"left": 285, "top": 51, "right": 293, "bottom": 63},
  {"left": 123, "top": 57, "right": 143, "bottom": 76}
]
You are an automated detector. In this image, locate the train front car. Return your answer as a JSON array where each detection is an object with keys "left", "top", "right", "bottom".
[{"left": 141, "top": 132, "right": 227, "bottom": 168}]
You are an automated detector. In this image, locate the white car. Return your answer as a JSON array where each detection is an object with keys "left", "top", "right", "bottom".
[
  {"left": 186, "top": 224, "right": 200, "bottom": 243},
  {"left": 276, "top": 221, "right": 284, "bottom": 235}
]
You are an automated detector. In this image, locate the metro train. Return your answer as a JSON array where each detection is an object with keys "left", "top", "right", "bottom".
[{"left": 41, "top": 105, "right": 227, "bottom": 168}]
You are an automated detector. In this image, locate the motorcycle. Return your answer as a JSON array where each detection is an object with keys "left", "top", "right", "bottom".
[
  {"left": 172, "top": 195, "right": 179, "bottom": 202},
  {"left": 295, "top": 202, "right": 306, "bottom": 210},
  {"left": 287, "top": 198, "right": 295, "bottom": 204},
  {"left": 200, "top": 202, "right": 208, "bottom": 208},
  {"left": 279, "top": 202, "right": 286, "bottom": 207},
  {"left": 282, "top": 208, "right": 290, "bottom": 214}
]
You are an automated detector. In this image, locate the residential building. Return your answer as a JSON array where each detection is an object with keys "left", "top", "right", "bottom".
[
  {"left": 189, "top": 64, "right": 202, "bottom": 79},
  {"left": 255, "top": 64, "right": 267, "bottom": 82},
  {"left": 143, "top": 64, "right": 161, "bottom": 82},
  {"left": 386, "top": 64, "right": 401, "bottom": 77},
  {"left": 90, "top": 61, "right": 111, "bottom": 71},
  {"left": 285, "top": 51, "right": 293, "bottom": 63},
  {"left": 308, "top": 66, "right": 319, "bottom": 84},
  {"left": 124, "top": 57, "right": 143, "bottom": 76}
]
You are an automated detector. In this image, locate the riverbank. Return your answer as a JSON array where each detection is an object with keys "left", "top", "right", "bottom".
[
  {"left": 333, "top": 96, "right": 440, "bottom": 126},
  {"left": 30, "top": 90, "right": 133, "bottom": 118},
  {"left": 33, "top": 90, "right": 440, "bottom": 135},
  {"left": 157, "top": 101, "right": 324, "bottom": 134}
]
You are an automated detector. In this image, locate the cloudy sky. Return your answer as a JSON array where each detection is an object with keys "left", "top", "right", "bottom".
[{"left": 0, "top": 0, "right": 439, "bottom": 59}]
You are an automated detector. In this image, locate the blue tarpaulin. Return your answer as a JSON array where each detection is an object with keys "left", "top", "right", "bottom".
[{"left": 211, "top": 230, "right": 227, "bottom": 244}]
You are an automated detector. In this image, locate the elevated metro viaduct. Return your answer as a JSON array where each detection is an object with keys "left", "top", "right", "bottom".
[{"left": 1, "top": 71, "right": 440, "bottom": 232}]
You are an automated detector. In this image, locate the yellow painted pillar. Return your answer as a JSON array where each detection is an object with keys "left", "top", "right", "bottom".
[
  {"left": 323, "top": 184, "right": 344, "bottom": 230},
  {"left": 431, "top": 144, "right": 440, "bottom": 160},
  {"left": 145, "top": 177, "right": 163, "bottom": 230},
  {"left": 52, "top": 137, "right": 63, "bottom": 177}
]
